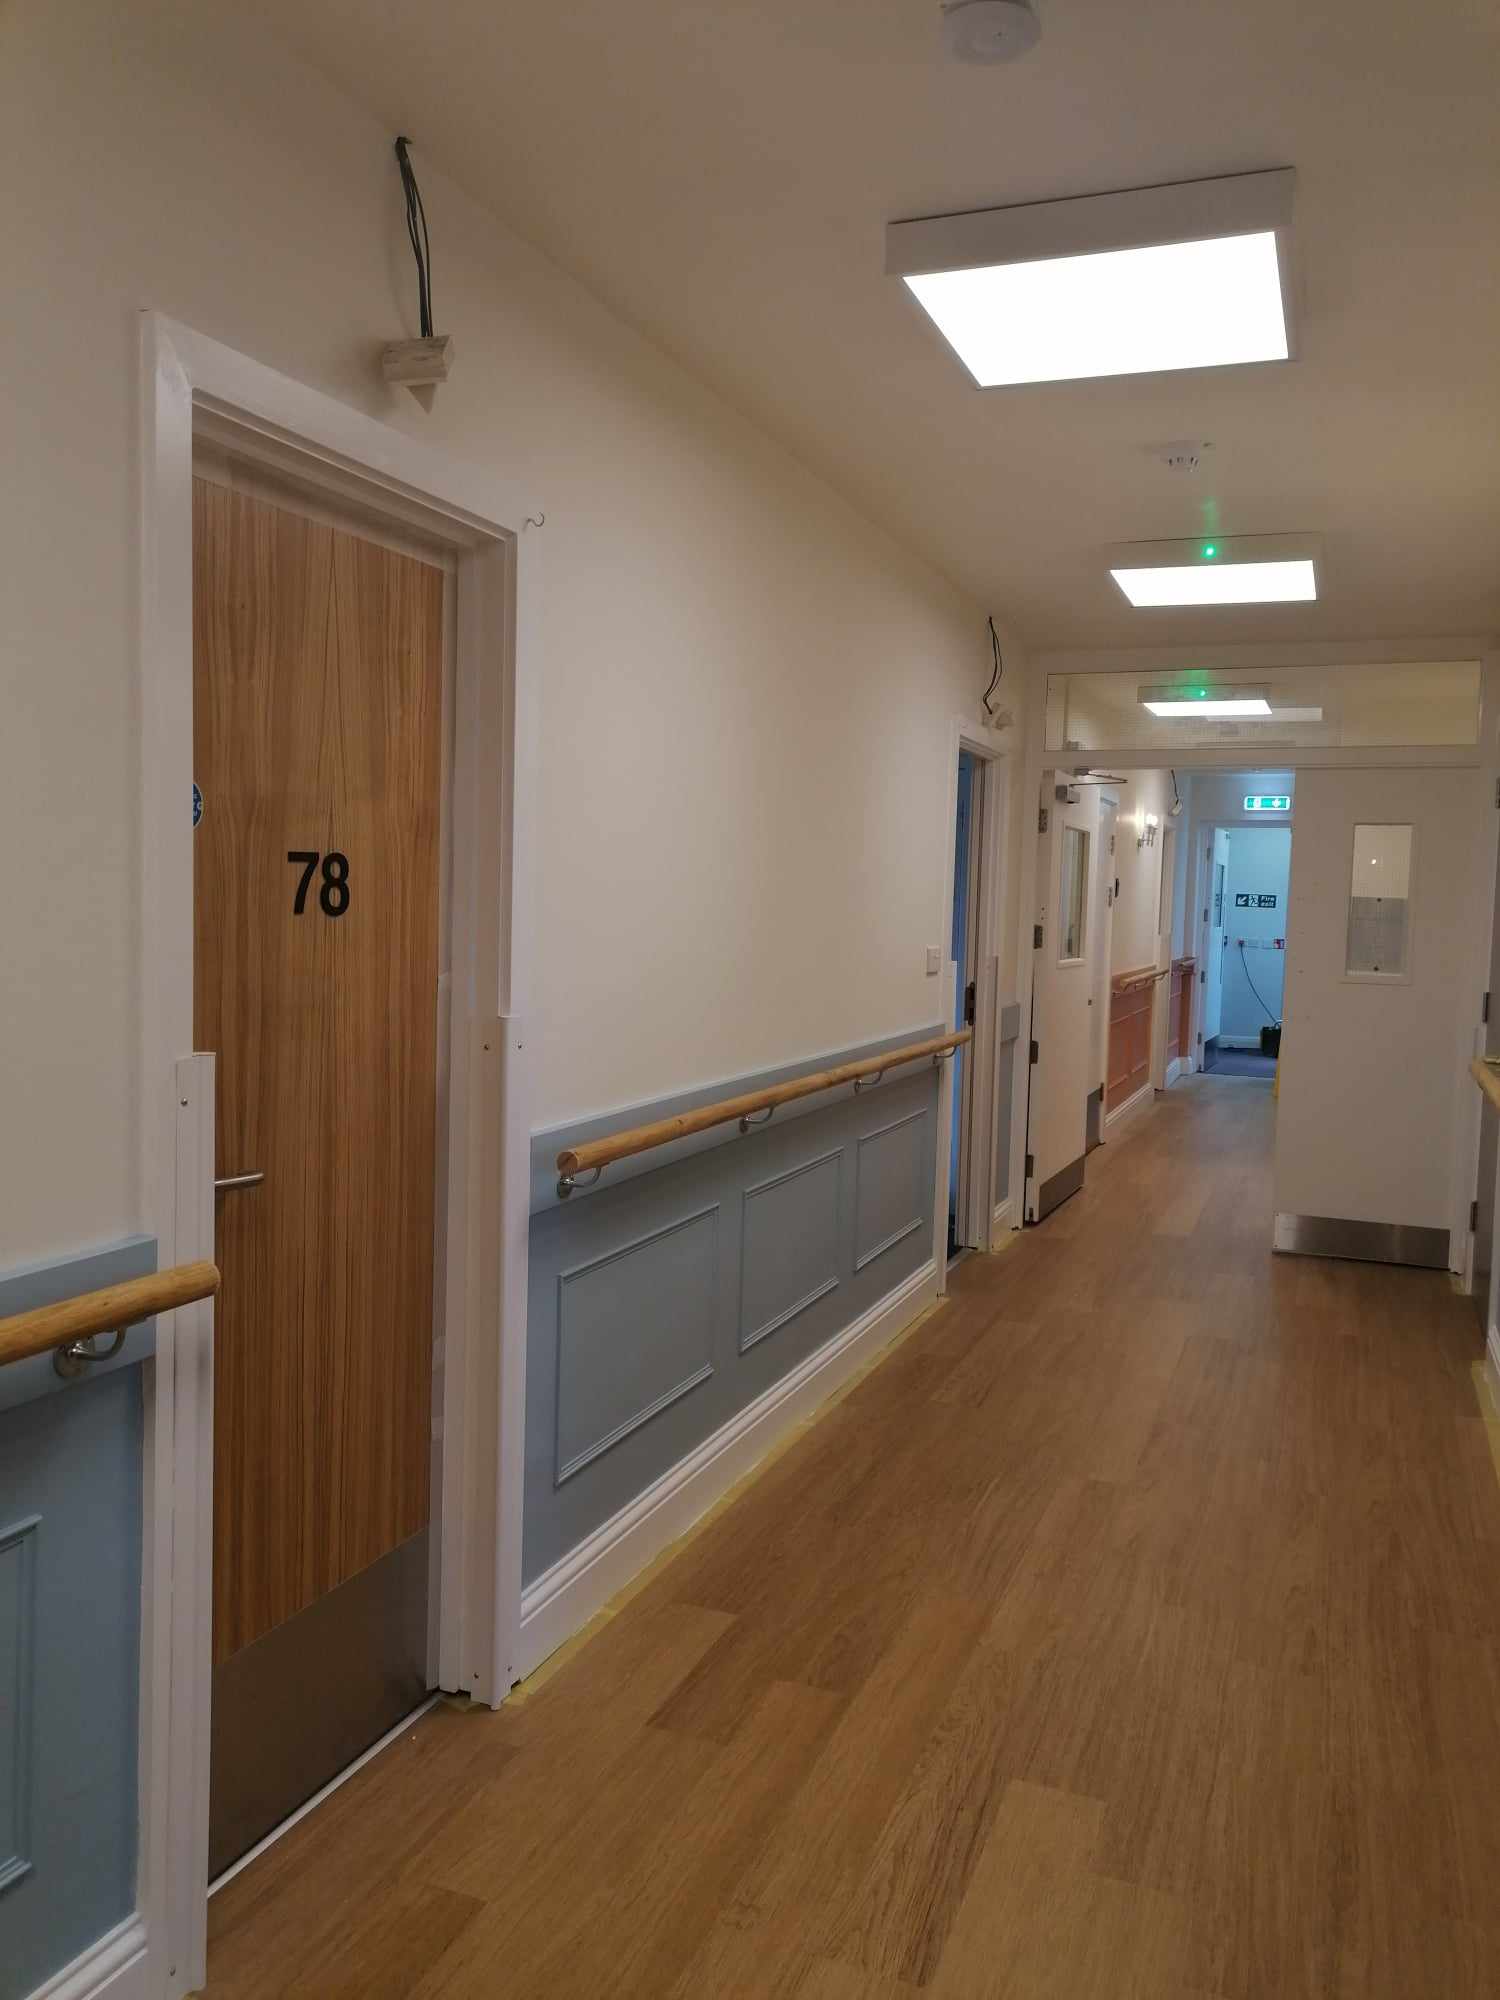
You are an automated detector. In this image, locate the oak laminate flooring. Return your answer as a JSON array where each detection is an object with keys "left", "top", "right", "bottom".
[{"left": 204, "top": 1078, "right": 1500, "bottom": 1998}]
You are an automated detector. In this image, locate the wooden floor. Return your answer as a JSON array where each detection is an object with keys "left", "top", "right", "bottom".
[{"left": 205, "top": 1078, "right": 1500, "bottom": 1998}]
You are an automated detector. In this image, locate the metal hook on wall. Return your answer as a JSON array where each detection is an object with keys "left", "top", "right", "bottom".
[
  {"left": 853, "top": 1068, "right": 886, "bottom": 1094},
  {"left": 524, "top": 511, "right": 546, "bottom": 530},
  {"left": 739, "top": 1105, "right": 776, "bottom": 1134}
]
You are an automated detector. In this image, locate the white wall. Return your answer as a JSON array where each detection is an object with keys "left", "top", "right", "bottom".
[
  {"left": 0, "top": 1, "right": 1020, "bottom": 1265},
  {"left": 1220, "top": 828, "right": 1292, "bottom": 1041},
  {"left": 1109, "top": 769, "right": 1175, "bottom": 974}
]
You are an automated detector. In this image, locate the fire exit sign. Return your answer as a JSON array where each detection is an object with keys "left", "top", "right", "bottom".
[{"left": 1244, "top": 794, "right": 1291, "bottom": 812}]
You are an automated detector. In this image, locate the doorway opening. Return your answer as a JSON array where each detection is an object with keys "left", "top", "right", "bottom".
[{"left": 1194, "top": 799, "right": 1294, "bottom": 1085}]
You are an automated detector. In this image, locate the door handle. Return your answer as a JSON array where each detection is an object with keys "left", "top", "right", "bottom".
[{"left": 214, "top": 1171, "right": 265, "bottom": 1192}]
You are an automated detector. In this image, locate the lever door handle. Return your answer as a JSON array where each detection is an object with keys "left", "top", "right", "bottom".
[{"left": 214, "top": 1171, "right": 265, "bottom": 1192}]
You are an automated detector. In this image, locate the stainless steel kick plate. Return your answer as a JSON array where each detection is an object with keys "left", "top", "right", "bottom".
[{"left": 1272, "top": 1212, "right": 1449, "bottom": 1269}]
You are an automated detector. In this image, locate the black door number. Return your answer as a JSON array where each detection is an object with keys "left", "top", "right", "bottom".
[{"left": 288, "top": 850, "right": 351, "bottom": 918}]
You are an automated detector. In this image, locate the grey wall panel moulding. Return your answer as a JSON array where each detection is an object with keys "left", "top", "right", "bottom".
[
  {"left": 555, "top": 1206, "right": 720, "bottom": 1484},
  {"left": 524, "top": 1064, "right": 938, "bottom": 1584},
  {"left": 738, "top": 1151, "right": 841, "bottom": 1354},
  {"left": 0, "top": 1515, "right": 39, "bottom": 1897},
  {"left": 0, "top": 1348, "right": 145, "bottom": 1995},
  {"left": 530, "top": 1023, "right": 945, "bottom": 1211},
  {"left": 854, "top": 1110, "right": 929, "bottom": 1272},
  {"left": 0, "top": 1237, "right": 158, "bottom": 1414}
]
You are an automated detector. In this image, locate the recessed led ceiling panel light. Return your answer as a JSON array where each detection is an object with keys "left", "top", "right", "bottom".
[
  {"left": 1106, "top": 533, "right": 1320, "bottom": 608},
  {"left": 887, "top": 170, "right": 1295, "bottom": 388},
  {"left": 1113, "top": 559, "right": 1317, "bottom": 607},
  {"left": 1141, "top": 694, "right": 1273, "bottom": 718},
  {"left": 1138, "top": 683, "right": 1270, "bottom": 717}
]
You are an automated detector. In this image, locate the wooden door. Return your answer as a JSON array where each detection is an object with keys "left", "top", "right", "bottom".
[{"left": 193, "top": 477, "right": 444, "bottom": 1666}]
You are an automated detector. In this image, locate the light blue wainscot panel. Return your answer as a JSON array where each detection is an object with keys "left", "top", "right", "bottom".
[
  {"left": 0, "top": 1238, "right": 155, "bottom": 2000},
  {"left": 526, "top": 1028, "right": 942, "bottom": 1584}
]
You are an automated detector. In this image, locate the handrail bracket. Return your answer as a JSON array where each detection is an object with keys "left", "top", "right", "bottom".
[{"left": 54, "top": 1328, "right": 127, "bottom": 1380}]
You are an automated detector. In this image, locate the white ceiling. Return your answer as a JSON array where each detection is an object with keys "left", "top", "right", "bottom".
[{"left": 266, "top": 0, "right": 1500, "bottom": 649}]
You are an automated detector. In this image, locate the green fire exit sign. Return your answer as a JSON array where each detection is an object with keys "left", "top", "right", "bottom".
[{"left": 1244, "top": 794, "right": 1291, "bottom": 812}]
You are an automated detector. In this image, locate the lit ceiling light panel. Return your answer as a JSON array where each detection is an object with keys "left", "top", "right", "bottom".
[
  {"left": 1106, "top": 533, "right": 1321, "bottom": 609},
  {"left": 887, "top": 169, "right": 1295, "bottom": 388},
  {"left": 1140, "top": 691, "right": 1272, "bottom": 718},
  {"left": 905, "top": 234, "right": 1286, "bottom": 386},
  {"left": 1112, "top": 558, "right": 1317, "bottom": 607}
]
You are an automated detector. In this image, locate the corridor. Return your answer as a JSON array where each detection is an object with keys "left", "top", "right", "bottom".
[{"left": 205, "top": 1079, "right": 1500, "bottom": 1998}]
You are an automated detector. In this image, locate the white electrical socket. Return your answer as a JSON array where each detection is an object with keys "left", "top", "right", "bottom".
[{"left": 926, "top": 947, "right": 942, "bottom": 975}]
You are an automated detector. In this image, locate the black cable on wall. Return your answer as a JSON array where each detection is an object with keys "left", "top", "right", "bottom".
[
  {"left": 395, "top": 137, "right": 434, "bottom": 339},
  {"left": 983, "top": 617, "right": 1003, "bottom": 716}
]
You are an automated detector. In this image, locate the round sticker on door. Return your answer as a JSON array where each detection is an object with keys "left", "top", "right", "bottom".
[{"left": 192, "top": 781, "right": 203, "bottom": 828}]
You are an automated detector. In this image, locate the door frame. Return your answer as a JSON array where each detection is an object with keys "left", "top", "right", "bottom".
[
  {"left": 936, "top": 717, "right": 1011, "bottom": 1268},
  {"left": 1087, "top": 791, "right": 1120, "bottom": 1136},
  {"left": 1198, "top": 824, "right": 1233, "bottom": 1055},
  {"left": 138, "top": 314, "right": 539, "bottom": 1995}
]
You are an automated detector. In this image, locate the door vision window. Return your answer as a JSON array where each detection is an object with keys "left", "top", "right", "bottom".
[
  {"left": 1345, "top": 823, "right": 1413, "bottom": 978},
  {"left": 1059, "top": 826, "right": 1089, "bottom": 963}
]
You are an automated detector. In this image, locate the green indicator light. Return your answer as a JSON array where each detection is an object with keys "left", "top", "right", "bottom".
[{"left": 1202, "top": 543, "right": 1218, "bottom": 559}]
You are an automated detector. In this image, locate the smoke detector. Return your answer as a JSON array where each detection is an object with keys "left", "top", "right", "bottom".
[{"left": 942, "top": 0, "right": 1041, "bottom": 64}]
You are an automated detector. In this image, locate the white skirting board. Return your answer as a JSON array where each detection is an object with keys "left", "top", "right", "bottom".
[
  {"left": 1165, "top": 1056, "right": 1192, "bottom": 1086},
  {"left": 990, "top": 1197, "right": 1014, "bottom": 1249},
  {"left": 514, "top": 1258, "right": 939, "bottom": 1681},
  {"left": 1485, "top": 1325, "right": 1500, "bottom": 1417},
  {"left": 1103, "top": 1081, "right": 1154, "bottom": 1136},
  {"left": 24, "top": 1917, "right": 148, "bottom": 2000}
]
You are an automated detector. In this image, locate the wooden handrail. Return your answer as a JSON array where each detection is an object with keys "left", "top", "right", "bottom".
[
  {"left": 1471, "top": 1055, "right": 1500, "bottom": 1118},
  {"left": 556, "top": 1029, "right": 973, "bottom": 1196},
  {"left": 0, "top": 1259, "right": 220, "bottom": 1374},
  {"left": 1111, "top": 964, "right": 1170, "bottom": 995}
]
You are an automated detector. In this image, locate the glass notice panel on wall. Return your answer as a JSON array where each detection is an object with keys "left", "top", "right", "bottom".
[
  {"left": 1346, "top": 824, "right": 1412, "bottom": 977},
  {"left": 1059, "top": 825, "right": 1089, "bottom": 962}
]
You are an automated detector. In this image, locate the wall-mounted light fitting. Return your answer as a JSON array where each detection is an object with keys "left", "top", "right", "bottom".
[{"left": 886, "top": 169, "right": 1296, "bottom": 388}]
